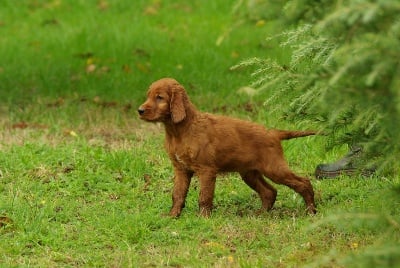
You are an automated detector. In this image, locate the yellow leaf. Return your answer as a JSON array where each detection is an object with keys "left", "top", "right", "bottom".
[
  {"left": 350, "top": 242, "right": 359, "bottom": 249},
  {"left": 86, "top": 58, "right": 94, "bottom": 65},
  {"left": 227, "top": 255, "right": 234, "bottom": 263},
  {"left": 256, "top": 20, "right": 265, "bottom": 27}
]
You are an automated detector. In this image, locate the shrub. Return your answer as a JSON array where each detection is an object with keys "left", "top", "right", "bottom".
[{"left": 233, "top": 0, "right": 400, "bottom": 175}]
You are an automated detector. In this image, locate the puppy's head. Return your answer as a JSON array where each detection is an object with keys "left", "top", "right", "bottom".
[{"left": 138, "top": 78, "right": 187, "bottom": 123}]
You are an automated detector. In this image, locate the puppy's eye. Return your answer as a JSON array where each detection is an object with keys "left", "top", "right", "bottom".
[{"left": 156, "top": 95, "right": 163, "bottom": 100}]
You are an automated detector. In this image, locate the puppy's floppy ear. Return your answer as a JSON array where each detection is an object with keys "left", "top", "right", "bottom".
[{"left": 170, "top": 84, "right": 186, "bottom": 123}]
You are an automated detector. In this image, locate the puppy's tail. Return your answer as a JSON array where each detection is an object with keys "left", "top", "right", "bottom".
[{"left": 273, "top": 129, "right": 318, "bottom": 140}]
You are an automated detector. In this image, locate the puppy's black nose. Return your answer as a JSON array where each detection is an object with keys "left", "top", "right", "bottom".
[{"left": 138, "top": 108, "right": 145, "bottom": 115}]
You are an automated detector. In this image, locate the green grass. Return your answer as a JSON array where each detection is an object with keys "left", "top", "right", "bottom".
[
  {"left": 0, "top": 0, "right": 281, "bottom": 105},
  {"left": 1, "top": 1, "right": 399, "bottom": 267}
]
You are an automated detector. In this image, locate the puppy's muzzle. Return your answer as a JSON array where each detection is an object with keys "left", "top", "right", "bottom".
[{"left": 138, "top": 107, "right": 145, "bottom": 115}]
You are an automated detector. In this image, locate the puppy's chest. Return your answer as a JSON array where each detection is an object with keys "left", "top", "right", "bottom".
[
  {"left": 167, "top": 140, "right": 206, "bottom": 170},
  {"left": 166, "top": 130, "right": 215, "bottom": 170},
  {"left": 172, "top": 146, "right": 197, "bottom": 169}
]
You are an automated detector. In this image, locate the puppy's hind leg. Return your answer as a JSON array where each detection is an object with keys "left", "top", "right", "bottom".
[
  {"left": 262, "top": 163, "right": 317, "bottom": 214},
  {"left": 240, "top": 170, "right": 277, "bottom": 212}
]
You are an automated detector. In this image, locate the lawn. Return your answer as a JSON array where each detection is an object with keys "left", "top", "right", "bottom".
[{"left": 1, "top": 1, "right": 399, "bottom": 267}]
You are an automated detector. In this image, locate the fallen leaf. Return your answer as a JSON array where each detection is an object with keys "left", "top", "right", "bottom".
[
  {"left": 231, "top": 51, "right": 239, "bottom": 58},
  {"left": 113, "top": 172, "right": 123, "bottom": 182},
  {"left": 12, "top": 122, "right": 48, "bottom": 129},
  {"left": 144, "top": 6, "right": 158, "bottom": 15},
  {"left": 86, "top": 57, "right": 95, "bottom": 65},
  {"left": 350, "top": 242, "right": 359, "bottom": 249},
  {"left": 29, "top": 166, "right": 55, "bottom": 182},
  {"left": 109, "top": 194, "right": 119, "bottom": 200},
  {"left": 123, "top": 103, "right": 132, "bottom": 112},
  {"left": 54, "top": 206, "right": 63, "bottom": 212},
  {"left": 12, "top": 122, "right": 28, "bottom": 129},
  {"left": 122, "top": 64, "right": 132, "bottom": 73},
  {"left": 62, "top": 165, "right": 75, "bottom": 174},
  {"left": 227, "top": 255, "right": 234, "bottom": 264},
  {"left": 136, "top": 62, "right": 151, "bottom": 73},
  {"left": 74, "top": 52, "right": 94, "bottom": 59},
  {"left": 171, "top": 231, "right": 179, "bottom": 237},
  {"left": 243, "top": 102, "right": 255, "bottom": 113},
  {"left": 143, "top": 174, "right": 152, "bottom": 191},
  {"left": 144, "top": 0, "right": 161, "bottom": 15},
  {"left": 47, "top": 97, "right": 64, "bottom": 107},
  {"left": 97, "top": 0, "right": 109, "bottom": 10},
  {"left": 133, "top": 48, "right": 150, "bottom": 58},
  {"left": 42, "top": 19, "right": 59, "bottom": 26},
  {"left": 171, "top": 3, "right": 192, "bottom": 13},
  {"left": 86, "top": 64, "right": 96, "bottom": 73},
  {"left": 0, "top": 216, "right": 13, "bottom": 228},
  {"left": 64, "top": 130, "right": 78, "bottom": 137},
  {"left": 99, "top": 101, "right": 118, "bottom": 108},
  {"left": 255, "top": 20, "right": 265, "bottom": 27}
]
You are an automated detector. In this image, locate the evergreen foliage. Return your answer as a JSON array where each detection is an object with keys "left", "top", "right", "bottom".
[
  {"left": 234, "top": 0, "right": 400, "bottom": 175},
  {"left": 232, "top": 1, "right": 400, "bottom": 266}
]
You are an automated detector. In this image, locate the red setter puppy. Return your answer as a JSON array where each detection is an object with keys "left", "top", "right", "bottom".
[{"left": 138, "top": 78, "right": 317, "bottom": 217}]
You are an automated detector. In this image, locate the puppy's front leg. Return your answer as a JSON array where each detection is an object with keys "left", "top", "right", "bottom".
[
  {"left": 198, "top": 171, "right": 217, "bottom": 217},
  {"left": 169, "top": 168, "right": 192, "bottom": 218}
]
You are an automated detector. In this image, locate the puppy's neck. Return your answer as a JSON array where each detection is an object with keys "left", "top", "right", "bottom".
[{"left": 164, "top": 102, "right": 198, "bottom": 138}]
